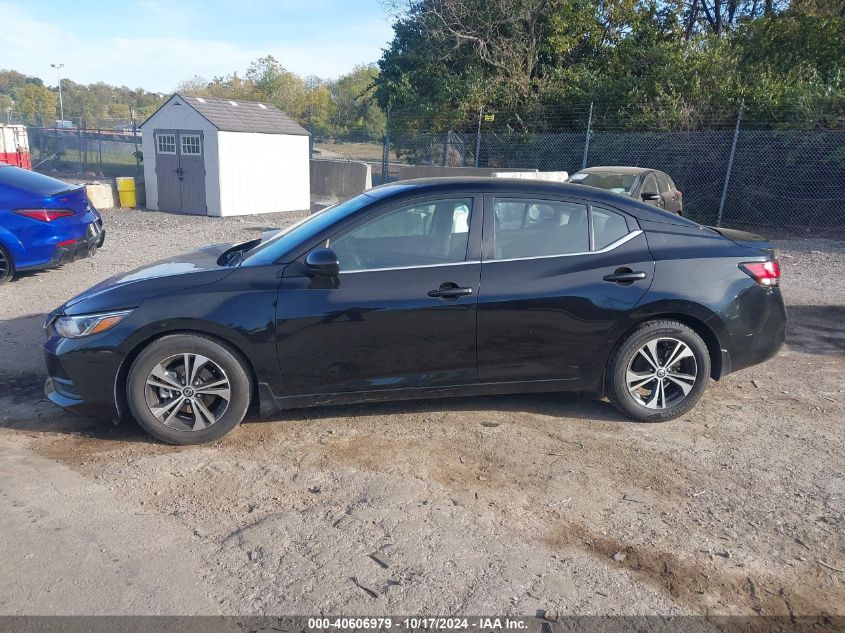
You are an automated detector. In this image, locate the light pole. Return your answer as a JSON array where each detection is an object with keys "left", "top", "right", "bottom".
[{"left": 51, "top": 63, "right": 64, "bottom": 124}]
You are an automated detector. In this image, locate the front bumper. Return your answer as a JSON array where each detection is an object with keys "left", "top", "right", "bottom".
[{"left": 43, "top": 332, "right": 122, "bottom": 418}]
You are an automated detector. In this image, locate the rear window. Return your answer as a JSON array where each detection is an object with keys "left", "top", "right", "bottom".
[
  {"left": 569, "top": 172, "right": 637, "bottom": 194},
  {"left": 0, "top": 166, "right": 75, "bottom": 196}
]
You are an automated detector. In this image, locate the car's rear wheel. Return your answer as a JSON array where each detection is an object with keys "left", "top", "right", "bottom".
[
  {"left": 0, "top": 244, "right": 15, "bottom": 283},
  {"left": 608, "top": 320, "right": 710, "bottom": 422},
  {"left": 127, "top": 334, "right": 252, "bottom": 444}
]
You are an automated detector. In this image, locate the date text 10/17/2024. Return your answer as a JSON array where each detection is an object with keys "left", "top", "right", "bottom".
[{"left": 307, "top": 618, "right": 531, "bottom": 630}]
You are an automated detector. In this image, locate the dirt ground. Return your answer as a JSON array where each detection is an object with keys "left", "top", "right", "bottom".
[{"left": 0, "top": 207, "right": 843, "bottom": 617}]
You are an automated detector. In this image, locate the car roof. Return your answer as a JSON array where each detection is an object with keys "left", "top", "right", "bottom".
[
  {"left": 575, "top": 166, "right": 654, "bottom": 175},
  {"left": 365, "top": 177, "right": 695, "bottom": 227}
]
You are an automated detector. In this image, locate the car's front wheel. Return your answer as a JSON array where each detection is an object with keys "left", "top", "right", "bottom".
[
  {"left": 127, "top": 334, "right": 252, "bottom": 444},
  {"left": 607, "top": 320, "right": 710, "bottom": 422}
]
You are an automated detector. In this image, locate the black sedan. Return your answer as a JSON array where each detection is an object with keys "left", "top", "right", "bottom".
[{"left": 44, "top": 178, "right": 785, "bottom": 444}]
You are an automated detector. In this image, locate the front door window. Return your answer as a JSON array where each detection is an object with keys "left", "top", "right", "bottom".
[{"left": 330, "top": 198, "right": 473, "bottom": 271}]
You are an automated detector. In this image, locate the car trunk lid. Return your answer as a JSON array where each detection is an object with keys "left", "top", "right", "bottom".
[{"left": 708, "top": 226, "right": 775, "bottom": 256}]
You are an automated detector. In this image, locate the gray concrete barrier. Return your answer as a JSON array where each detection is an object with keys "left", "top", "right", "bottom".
[
  {"left": 397, "top": 165, "right": 538, "bottom": 180},
  {"left": 310, "top": 159, "right": 372, "bottom": 201}
]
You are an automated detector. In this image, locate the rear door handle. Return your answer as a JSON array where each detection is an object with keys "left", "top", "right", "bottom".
[
  {"left": 428, "top": 283, "right": 473, "bottom": 298},
  {"left": 603, "top": 270, "right": 647, "bottom": 284}
]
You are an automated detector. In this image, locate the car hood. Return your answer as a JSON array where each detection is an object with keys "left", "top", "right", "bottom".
[{"left": 59, "top": 243, "right": 238, "bottom": 315}]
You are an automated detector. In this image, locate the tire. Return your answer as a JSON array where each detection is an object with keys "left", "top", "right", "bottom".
[
  {"left": 0, "top": 244, "right": 15, "bottom": 284},
  {"left": 127, "top": 333, "right": 252, "bottom": 444},
  {"left": 607, "top": 320, "right": 710, "bottom": 422}
]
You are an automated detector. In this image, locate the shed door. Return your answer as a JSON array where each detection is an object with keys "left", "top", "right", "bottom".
[
  {"left": 153, "top": 129, "right": 206, "bottom": 214},
  {"left": 154, "top": 132, "right": 181, "bottom": 211},
  {"left": 178, "top": 132, "right": 206, "bottom": 214}
]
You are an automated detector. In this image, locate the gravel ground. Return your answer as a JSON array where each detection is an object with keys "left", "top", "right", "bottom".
[{"left": 0, "top": 207, "right": 843, "bottom": 616}]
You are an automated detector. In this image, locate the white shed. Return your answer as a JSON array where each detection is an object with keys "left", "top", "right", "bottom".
[{"left": 140, "top": 94, "right": 310, "bottom": 216}]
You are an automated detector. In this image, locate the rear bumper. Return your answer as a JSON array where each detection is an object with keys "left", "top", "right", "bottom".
[
  {"left": 714, "top": 285, "right": 787, "bottom": 377},
  {"left": 19, "top": 221, "right": 105, "bottom": 272}
]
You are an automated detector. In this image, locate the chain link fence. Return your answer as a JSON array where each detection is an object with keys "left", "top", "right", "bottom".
[
  {"left": 313, "top": 104, "right": 845, "bottom": 235},
  {"left": 8, "top": 103, "right": 845, "bottom": 234},
  {"left": 8, "top": 113, "right": 142, "bottom": 179}
]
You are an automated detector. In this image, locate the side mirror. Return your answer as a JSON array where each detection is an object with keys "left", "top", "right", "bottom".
[
  {"left": 641, "top": 192, "right": 660, "bottom": 202},
  {"left": 305, "top": 247, "right": 340, "bottom": 276}
]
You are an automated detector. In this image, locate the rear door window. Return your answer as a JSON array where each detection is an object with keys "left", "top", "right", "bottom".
[
  {"left": 491, "top": 198, "right": 589, "bottom": 259},
  {"left": 656, "top": 172, "right": 672, "bottom": 193}
]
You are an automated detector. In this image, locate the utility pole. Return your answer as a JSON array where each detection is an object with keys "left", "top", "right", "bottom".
[{"left": 51, "top": 63, "right": 65, "bottom": 124}]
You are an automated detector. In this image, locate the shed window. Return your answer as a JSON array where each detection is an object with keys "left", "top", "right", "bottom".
[
  {"left": 181, "top": 135, "right": 201, "bottom": 156},
  {"left": 156, "top": 134, "right": 176, "bottom": 154}
]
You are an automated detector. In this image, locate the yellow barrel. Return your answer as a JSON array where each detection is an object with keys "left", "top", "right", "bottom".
[{"left": 116, "top": 177, "right": 137, "bottom": 208}]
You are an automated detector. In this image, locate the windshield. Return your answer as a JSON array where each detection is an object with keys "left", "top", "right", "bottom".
[
  {"left": 568, "top": 172, "right": 638, "bottom": 195},
  {"left": 242, "top": 193, "right": 375, "bottom": 266}
]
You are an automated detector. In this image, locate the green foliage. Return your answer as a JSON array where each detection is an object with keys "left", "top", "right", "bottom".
[
  {"left": 375, "top": 0, "right": 845, "bottom": 131},
  {"left": 0, "top": 69, "right": 164, "bottom": 125},
  {"left": 174, "top": 58, "right": 384, "bottom": 139}
]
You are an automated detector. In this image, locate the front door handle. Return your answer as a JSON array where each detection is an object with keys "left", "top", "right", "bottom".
[
  {"left": 428, "top": 283, "right": 473, "bottom": 299},
  {"left": 603, "top": 269, "right": 647, "bottom": 284}
]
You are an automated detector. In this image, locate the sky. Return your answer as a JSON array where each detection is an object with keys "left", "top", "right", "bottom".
[{"left": 0, "top": 0, "right": 395, "bottom": 92}]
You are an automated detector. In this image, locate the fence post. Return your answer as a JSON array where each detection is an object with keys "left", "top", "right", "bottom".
[
  {"left": 581, "top": 101, "right": 593, "bottom": 170},
  {"left": 98, "top": 129, "right": 102, "bottom": 171},
  {"left": 77, "top": 120, "right": 85, "bottom": 174},
  {"left": 717, "top": 100, "right": 744, "bottom": 227},
  {"left": 475, "top": 106, "right": 483, "bottom": 168},
  {"left": 307, "top": 105, "right": 314, "bottom": 159},
  {"left": 442, "top": 131, "right": 451, "bottom": 166},
  {"left": 131, "top": 108, "right": 140, "bottom": 179},
  {"left": 381, "top": 107, "right": 391, "bottom": 184}
]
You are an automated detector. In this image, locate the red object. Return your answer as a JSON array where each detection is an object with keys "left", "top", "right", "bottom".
[
  {"left": 56, "top": 239, "right": 78, "bottom": 247},
  {"left": 0, "top": 125, "right": 32, "bottom": 169},
  {"left": 14, "top": 209, "right": 76, "bottom": 222},
  {"left": 0, "top": 152, "right": 31, "bottom": 169},
  {"left": 739, "top": 260, "right": 781, "bottom": 286}
]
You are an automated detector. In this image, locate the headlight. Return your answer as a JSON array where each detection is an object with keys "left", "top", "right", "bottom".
[{"left": 54, "top": 310, "right": 131, "bottom": 339}]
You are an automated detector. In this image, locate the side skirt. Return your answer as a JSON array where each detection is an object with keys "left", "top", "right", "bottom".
[{"left": 257, "top": 377, "right": 587, "bottom": 417}]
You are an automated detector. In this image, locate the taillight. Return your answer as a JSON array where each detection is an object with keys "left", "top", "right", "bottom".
[
  {"left": 739, "top": 260, "right": 781, "bottom": 286},
  {"left": 14, "top": 209, "right": 76, "bottom": 222}
]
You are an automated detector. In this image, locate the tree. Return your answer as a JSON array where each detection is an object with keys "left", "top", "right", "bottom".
[
  {"left": 16, "top": 83, "right": 57, "bottom": 120},
  {"left": 246, "top": 56, "right": 308, "bottom": 117},
  {"left": 332, "top": 64, "right": 385, "bottom": 137}
]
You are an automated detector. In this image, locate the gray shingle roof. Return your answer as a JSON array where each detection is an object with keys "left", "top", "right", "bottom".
[{"left": 175, "top": 94, "right": 310, "bottom": 136}]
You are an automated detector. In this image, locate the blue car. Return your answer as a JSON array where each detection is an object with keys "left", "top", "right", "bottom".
[{"left": 0, "top": 165, "right": 105, "bottom": 283}]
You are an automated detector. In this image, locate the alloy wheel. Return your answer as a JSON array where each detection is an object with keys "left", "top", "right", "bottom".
[
  {"left": 0, "top": 249, "right": 11, "bottom": 282},
  {"left": 625, "top": 337, "right": 698, "bottom": 410},
  {"left": 143, "top": 353, "right": 232, "bottom": 431}
]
